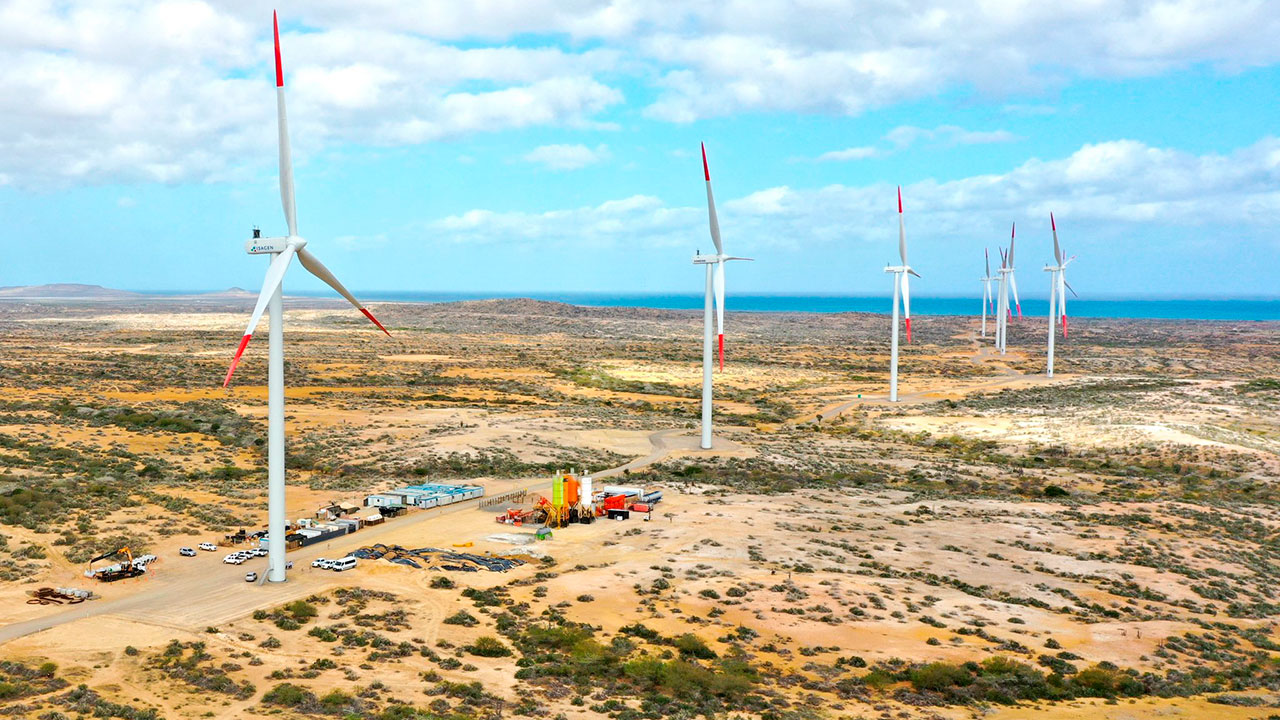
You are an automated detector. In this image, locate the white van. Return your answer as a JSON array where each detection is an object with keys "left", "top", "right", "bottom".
[{"left": 331, "top": 556, "right": 357, "bottom": 572}]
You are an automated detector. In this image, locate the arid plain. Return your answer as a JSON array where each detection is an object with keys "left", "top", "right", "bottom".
[{"left": 0, "top": 295, "right": 1278, "bottom": 720}]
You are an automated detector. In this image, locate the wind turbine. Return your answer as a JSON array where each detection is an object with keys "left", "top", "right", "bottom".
[
  {"left": 1007, "top": 223, "right": 1022, "bottom": 320},
  {"left": 222, "top": 12, "right": 391, "bottom": 583},
  {"left": 995, "top": 243, "right": 1010, "bottom": 355},
  {"left": 692, "top": 143, "right": 751, "bottom": 449},
  {"left": 980, "top": 248, "right": 996, "bottom": 338},
  {"left": 884, "top": 187, "right": 920, "bottom": 402},
  {"left": 1044, "top": 212, "right": 1078, "bottom": 377}
]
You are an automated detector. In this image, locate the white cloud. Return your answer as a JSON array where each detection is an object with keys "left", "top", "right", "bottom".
[
  {"left": 885, "top": 125, "right": 1021, "bottom": 149},
  {"left": 523, "top": 143, "right": 611, "bottom": 171},
  {"left": 430, "top": 194, "right": 697, "bottom": 247},
  {"left": 626, "top": 1, "right": 1280, "bottom": 121},
  {"left": 816, "top": 146, "right": 880, "bottom": 162},
  {"left": 425, "top": 136, "right": 1280, "bottom": 250},
  {"left": 3, "top": 1, "right": 1279, "bottom": 185},
  {"left": 813, "top": 125, "right": 1017, "bottom": 162},
  {"left": 0, "top": 2, "right": 623, "bottom": 186}
]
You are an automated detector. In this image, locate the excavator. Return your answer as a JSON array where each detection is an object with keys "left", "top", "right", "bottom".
[{"left": 88, "top": 546, "right": 146, "bottom": 582}]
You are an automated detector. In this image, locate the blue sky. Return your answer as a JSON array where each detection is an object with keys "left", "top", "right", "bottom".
[{"left": 0, "top": 1, "right": 1277, "bottom": 298}]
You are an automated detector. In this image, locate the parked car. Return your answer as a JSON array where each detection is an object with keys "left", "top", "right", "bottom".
[
  {"left": 252, "top": 548, "right": 268, "bottom": 557},
  {"left": 179, "top": 547, "right": 196, "bottom": 557},
  {"left": 198, "top": 542, "right": 217, "bottom": 552},
  {"left": 311, "top": 558, "right": 328, "bottom": 569},
  {"left": 245, "top": 572, "right": 258, "bottom": 582},
  {"left": 331, "top": 557, "right": 357, "bottom": 572},
  {"left": 223, "top": 555, "right": 245, "bottom": 565}
]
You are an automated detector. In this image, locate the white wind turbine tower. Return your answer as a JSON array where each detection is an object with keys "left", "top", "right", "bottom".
[
  {"left": 1043, "top": 212, "right": 1078, "bottom": 377},
  {"left": 1007, "top": 223, "right": 1022, "bottom": 321},
  {"left": 995, "top": 223, "right": 1017, "bottom": 355},
  {"left": 995, "top": 245, "right": 1009, "bottom": 354},
  {"left": 980, "top": 248, "right": 996, "bottom": 338},
  {"left": 692, "top": 143, "right": 751, "bottom": 450},
  {"left": 884, "top": 187, "right": 920, "bottom": 402},
  {"left": 222, "top": 12, "right": 391, "bottom": 583}
]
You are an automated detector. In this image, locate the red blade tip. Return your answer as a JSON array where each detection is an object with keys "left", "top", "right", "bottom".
[
  {"left": 223, "top": 334, "right": 253, "bottom": 388},
  {"left": 273, "top": 11, "right": 284, "bottom": 88},
  {"left": 718, "top": 333, "right": 724, "bottom": 371},
  {"left": 1051, "top": 212, "right": 1056, "bottom": 232},
  {"left": 1011, "top": 222, "right": 1015, "bottom": 239},
  {"left": 905, "top": 317, "right": 912, "bottom": 343},
  {"left": 701, "top": 143, "right": 710, "bottom": 181},
  {"left": 1062, "top": 315, "right": 1068, "bottom": 339},
  {"left": 1016, "top": 304, "right": 1022, "bottom": 318},
  {"left": 897, "top": 186, "right": 902, "bottom": 214},
  {"left": 361, "top": 307, "right": 391, "bottom": 336}
]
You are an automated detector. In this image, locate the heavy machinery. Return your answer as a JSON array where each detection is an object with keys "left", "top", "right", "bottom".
[{"left": 87, "top": 546, "right": 146, "bottom": 582}]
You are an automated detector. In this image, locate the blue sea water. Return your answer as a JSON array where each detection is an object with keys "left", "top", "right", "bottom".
[{"left": 313, "top": 291, "right": 1280, "bottom": 322}]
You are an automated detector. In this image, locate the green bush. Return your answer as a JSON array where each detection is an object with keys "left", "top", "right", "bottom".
[
  {"left": 262, "top": 682, "right": 314, "bottom": 707},
  {"left": 910, "top": 662, "right": 971, "bottom": 691},
  {"left": 443, "top": 610, "right": 478, "bottom": 627},
  {"left": 285, "top": 600, "right": 317, "bottom": 622},
  {"left": 466, "top": 636, "right": 513, "bottom": 658},
  {"left": 674, "top": 634, "right": 717, "bottom": 660}
]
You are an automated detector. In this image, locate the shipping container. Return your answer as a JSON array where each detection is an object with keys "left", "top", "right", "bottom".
[{"left": 299, "top": 527, "right": 345, "bottom": 547}]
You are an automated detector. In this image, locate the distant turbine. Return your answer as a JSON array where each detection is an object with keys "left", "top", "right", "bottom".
[
  {"left": 692, "top": 144, "right": 752, "bottom": 449},
  {"left": 222, "top": 12, "right": 391, "bottom": 583},
  {"left": 1008, "top": 223, "right": 1022, "bottom": 320},
  {"left": 980, "top": 248, "right": 996, "bottom": 338},
  {"left": 1044, "top": 213, "right": 1078, "bottom": 377},
  {"left": 884, "top": 187, "right": 920, "bottom": 402},
  {"left": 995, "top": 233, "right": 1012, "bottom": 355}
]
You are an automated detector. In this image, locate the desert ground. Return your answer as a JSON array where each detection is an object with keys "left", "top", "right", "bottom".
[{"left": 0, "top": 295, "right": 1278, "bottom": 719}]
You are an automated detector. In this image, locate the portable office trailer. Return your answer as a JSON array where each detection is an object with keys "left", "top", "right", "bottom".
[
  {"left": 333, "top": 518, "right": 360, "bottom": 534},
  {"left": 391, "top": 489, "right": 440, "bottom": 508},
  {"left": 362, "top": 514, "right": 384, "bottom": 526},
  {"left": 405, "top": 483, "right": 483, "bottom": 502},
  {"left": 365, "top": 493, "right": 407, "bottom": 508}
]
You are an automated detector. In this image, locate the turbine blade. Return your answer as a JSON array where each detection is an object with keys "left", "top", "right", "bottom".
[
  {"left": 1051, "top": 212, "right": 1061, "bottom": 265},
  {"left": 701, "top": 143, "right": 723, "bottom": 256},
  {"left": 897, "top": 187, "right": 907, "bottom": 265},
  {"left": 274, "top": 11, "right": 297, "bottom": 237},
  {"left": 985, "top": 247, "right": 990, "bottom": 277},
  {"left": 714, "top": 262, "right": 725, "bottom": 370},
  {"left": 1064, "top": 278, "right": 1078, "bottom": 298},
  {"left": 901, "top": 273, "right": 912, "bottom": 343},
  {"left": 223, "top": 245, "right": 297, "bottom": 387},
  {"left": 296, "top": 247, "right": 391, "bottom": 335},
  {"left": 908, "top": 268, "right": 921, "bottom": 279},
  {"left": 1009, "top": 273, "right": 1021, "bottom": 318},
  {"left": 1008, "top": 222, "right": 1015, "bottom": 266}
]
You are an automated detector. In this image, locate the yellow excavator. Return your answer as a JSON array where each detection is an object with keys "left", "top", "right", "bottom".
[{"left": 88, "top": 546, "right": 145, "bottom": 582}]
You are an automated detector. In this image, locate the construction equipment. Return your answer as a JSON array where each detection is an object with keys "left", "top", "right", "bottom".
[
  {"left": 26, "top": 587, "right": 94, "bottom": 605},
  {"left": 351, "top": 544, "right": 526, "bottom": 572},
  {"left": 86, "top": 547, "right": 150, "bottom": 582}
]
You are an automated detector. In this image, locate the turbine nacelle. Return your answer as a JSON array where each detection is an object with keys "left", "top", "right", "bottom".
[
  {"left": 692, "top": 253, "right": 753, "bottom": 265},
  {"left": 246, "top": 236, "right": 306, "bottom": 254},
  {"left": 883, "top": 264, "right": 920, "bottom": 278}
]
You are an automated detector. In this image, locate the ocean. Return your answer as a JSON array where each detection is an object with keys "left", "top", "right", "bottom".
[{"left": 311, "top": 291, "right": 1280, "bottom": 322}]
